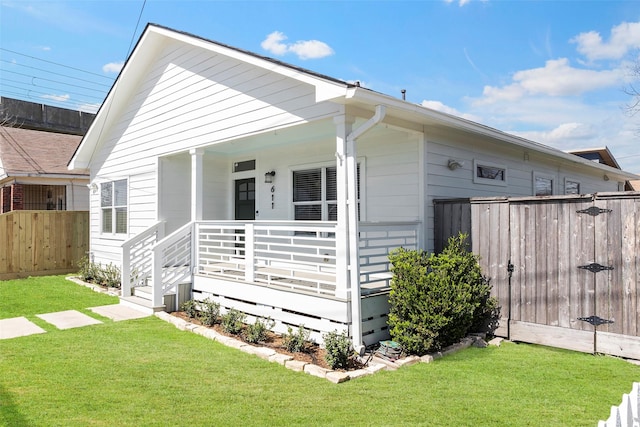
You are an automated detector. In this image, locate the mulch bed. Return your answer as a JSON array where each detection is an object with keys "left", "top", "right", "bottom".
[{"left": 171, "top": 311, "right": 334, "bottom": 369}]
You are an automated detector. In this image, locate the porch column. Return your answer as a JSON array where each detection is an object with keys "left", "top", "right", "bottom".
[
  {"left": 333, "top": 114, "right": 354, "bottom": 301},
  {"left": 190, "top": 148, "right": 204, "bottom": 221}
]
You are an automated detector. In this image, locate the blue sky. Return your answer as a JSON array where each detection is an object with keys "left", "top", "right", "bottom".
[{"left": 1, "top": 0, "right": 639, "bottom": 173}]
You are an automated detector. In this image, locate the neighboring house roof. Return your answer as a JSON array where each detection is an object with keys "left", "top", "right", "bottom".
[
  {"left": 69, "top": 23, "right": 640, "bottom": 183},
  {"left": 0, "top": 125, "right": 87, "bottom": 180},
  {"left": 568, "top": 147, "right": 621, "bottom": 169}
]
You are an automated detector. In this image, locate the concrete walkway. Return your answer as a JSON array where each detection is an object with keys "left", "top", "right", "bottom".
[{"left": 0, "top": 304, "right": 150, "bottom": 340}]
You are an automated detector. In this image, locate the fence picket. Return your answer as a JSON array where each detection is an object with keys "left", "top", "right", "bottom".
[{"left": 598, "top": 382, "right": 639, "bottom": 427}]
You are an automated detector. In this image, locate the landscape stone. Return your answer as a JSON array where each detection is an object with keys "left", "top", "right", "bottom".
[
  {"left": 488, "top": 337, "right": 504, "bottom": 347},
  {"left": 285, "top": 360, "right": 307, "bottom": 372},
  {"left": 326, "top": 371, "right": 350, "bottom": 384},
  {"left": 269, "top": 353, "right": 293, "bottom": 365},
  {"left": 241, "top": 345, "right": 276, "bottom": 360},
  {"left": 396, "top": 355, "right": 421, "bottom": 367},
  {"left": 347, "top": 369, "right": 372, "bottom": 379},
  {"left": 304, "top": 364, "right": 331, "bottom": 378}
]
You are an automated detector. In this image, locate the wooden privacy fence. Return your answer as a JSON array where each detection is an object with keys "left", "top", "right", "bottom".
[
  {"left": 0, "top": 210, "right": 89, "bottom": 280},
  {"left": 435, "top": 192, "right": 640, "bottom": 360}
]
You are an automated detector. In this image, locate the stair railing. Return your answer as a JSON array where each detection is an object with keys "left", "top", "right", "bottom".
[{"left": 121, "top": 222, "right": 165, "bottom": 298}]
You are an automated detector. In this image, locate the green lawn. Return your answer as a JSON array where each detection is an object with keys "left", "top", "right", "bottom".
[
  {"left": 1, "top": 276, "right": 638, "bottom": 426},
  {"left": 0, "top": 275, "right": 118, "bottom": 319}
]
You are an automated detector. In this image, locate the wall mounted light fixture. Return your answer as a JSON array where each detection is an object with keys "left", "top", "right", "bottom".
[
  {"left": 448, "top": 159, "right": 464, "bottom": 170},
  {"left": 88, "top": 183, "right": 98, "bottom": 194},
  {"left": 264, "top": 171, "right": 276, "bottom": 184}
]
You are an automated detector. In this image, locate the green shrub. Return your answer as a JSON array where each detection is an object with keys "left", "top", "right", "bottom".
[
  {"left": 77, "top": 257, "right": 121, "bottom": 289},
  {"left": 388, "top": 233, "right": 497, "bottom": 355},
  {"left": 198, "top": 298, "right": 220, "bottom": 326},
  {"left": 98, "top": 263, "right": 121, "bottom": 288},
  {"left": 243, "top": 317, "right": 275, "bottom": 344},
  {"left": 221, "top": 308, "right": 246, "bottom": 335},
  {"left": 180, "top": 300, "right": 199, "bottom": 319},
  {"left": 322, "top": 330, "right": 352, "bottom": 370},
  {"left": 282, "top": 325, "right": 310, "bottom": 353}
]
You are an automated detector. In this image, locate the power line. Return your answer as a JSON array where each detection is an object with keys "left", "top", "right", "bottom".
[
  {"left": 0, "top": 59, "right": 113, "bottom": 88},
  {"left": 0, "top": 47, "right": 114, "bottom": 81}
]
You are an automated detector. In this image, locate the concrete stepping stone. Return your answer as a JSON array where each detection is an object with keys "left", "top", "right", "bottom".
[
  {"left": 36, "top": 310, "right": 102, "bottom": 330},
  {"left": 89, "top": 304, "right": 150, "bottom": 321},
  {"left": 0, "top": 317, "right": 47, "bottom": 339}
]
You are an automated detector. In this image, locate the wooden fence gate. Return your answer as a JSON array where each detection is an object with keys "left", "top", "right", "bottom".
[{"left": 435, "top": 192, "right": 640, "bottom": 360}]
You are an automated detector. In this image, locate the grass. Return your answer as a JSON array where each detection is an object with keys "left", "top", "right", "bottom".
[
  {"left": 1, "top": 276, "right": 638, "bottom": 426},
  {"left": 0, "top": 275, "right": 118, "bottom": 319}
]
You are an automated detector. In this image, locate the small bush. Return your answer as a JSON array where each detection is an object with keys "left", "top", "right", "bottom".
[
  {"left": 198, "top": 298, "right": 220, "bottom": 326},
  {"left": 180, "top": 300, "right": 199, "bottom": 319},
  {"left": 323, "top": 330, "right": 352, "bottom": 370},
  {"left": 283, "top": 325, "right": 310, "bottom": 353},
  {"left": 221, "top": 308, "right": 246, "bottom": 335},
  {"left": 388, "top": 233, "right": 498, "bottom": 355},
  {"left": 77, "top": 256, "right": 121, "bottom": 289},
  {"left": 243, "top": 317, "right": 275, "bottom": 344},
  {"left": 98, "top": 263, "right": 121, "bottom": 288}
]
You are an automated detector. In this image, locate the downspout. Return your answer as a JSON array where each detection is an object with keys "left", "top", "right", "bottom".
[{"left": 346, "top": 104, "right": 386, "bottom": 353}]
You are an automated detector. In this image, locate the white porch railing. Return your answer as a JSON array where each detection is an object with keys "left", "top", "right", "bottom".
[
  {"left": 598, "top": 383, "right": 640, "bottom": 427},
  {"left": 151, "top": 221, "right": 194, "bottom": 308},
  {"left": 359, "top": 221, "right": 420, "bottom": 291},
  {"left": 196, "top": 221, "right": 338, "bottom": 296},
  {"left": 122, "top": 219, "right": 420, "bottom": 307},
  {"left": 121, "top": 221, "right": 165, "bottom": 298}
]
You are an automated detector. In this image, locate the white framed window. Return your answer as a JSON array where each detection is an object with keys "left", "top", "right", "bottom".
[
  {"left": 564, "top": 178, "right": 581, "bottom": 195},
  {"left": 101, "top": 179, "right": 128, "bottom": 234},
  {"left": 533, "top": 172, "right": 554, "bottom": 196},
  {"left": 473, "top": 160, "right": 507, "bottom": 186},
  {"left": 292, "top": 164, "right": 360, "bottom": 221}
]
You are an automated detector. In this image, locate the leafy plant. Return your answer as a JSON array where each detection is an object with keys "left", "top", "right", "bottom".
[
  {"left": 243, "top": 317, "right": 275, "bottom": 344},
  {"left": 322, "top": 329, "right": 352, "bottom": 370},
  {"left": 180, "top": 299, "right": 199, "bottom": 319},
  {"left": 198, "top": 298, "right": 220, "bottom": 326},
  {"left": 282, "top": 325, "right": 310, "bottom": 353},
  {"left": 76, "top": 257, "right": 121, "bottom": 289},
  {"left": 221, "top": 308, "right": 246, "bottom": 335},
  {"left": 388, "top": 233, "right": 498, "bottom": 355}
]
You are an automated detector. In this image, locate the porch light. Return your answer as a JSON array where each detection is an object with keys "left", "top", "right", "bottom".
[{"left": 264, "top": 171, "right": 276, "bottom": 184}]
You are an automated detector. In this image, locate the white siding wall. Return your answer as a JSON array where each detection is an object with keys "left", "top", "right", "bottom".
[
  {"left": 89, "top": 41, "right": 340, "bottom": 266},
  {"left": 424, "top": 127, "right": 623, "bottom": 250}
]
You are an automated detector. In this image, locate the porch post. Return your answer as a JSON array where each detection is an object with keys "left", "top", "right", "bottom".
[
  {"left": 333, "top": 114, "right": 353, "bottom": 301},
  {"left": 190, "top": 148, "right": 204, "bottom": 221}
]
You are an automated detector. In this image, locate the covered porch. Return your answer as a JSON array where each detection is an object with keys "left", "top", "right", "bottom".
[{"left": 121, "top": 219, "right": 419, "bottom": 346}]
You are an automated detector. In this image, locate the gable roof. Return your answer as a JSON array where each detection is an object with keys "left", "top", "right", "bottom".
[
  {"left": 0, "top": 126, "right": 86, "bottom": 180},
  {"left": 69, "top": 24, "right": 640, "bottom": 182},
  {"left": 568, "top": 147, "right": 621, "bottom": 169}
]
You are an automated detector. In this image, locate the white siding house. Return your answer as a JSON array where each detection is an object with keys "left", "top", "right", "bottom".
[{"left": 69, "top": 24, "right": 638, "bottom": 348}]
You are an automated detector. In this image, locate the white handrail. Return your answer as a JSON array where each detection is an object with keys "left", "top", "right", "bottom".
[{"left": 121, "top": 221, "right": 164, "bottom": 297}]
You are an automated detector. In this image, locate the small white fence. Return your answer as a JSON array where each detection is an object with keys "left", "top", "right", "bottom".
[{"left": 599, "top": 383, "right": 640, "bottom": 427}]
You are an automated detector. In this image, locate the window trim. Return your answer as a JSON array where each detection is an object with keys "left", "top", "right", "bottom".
[
  {"left": 533, "top": 172, "right": 554, "bottom": 196},
  {"left": 564, "top": 178, "right": 581, "bottom": 195},
  {"left": 100, "top": 178, "right": 128, "bottom": 237},
  {"left": 473, "top": 159, "right": 507, "bottom": 187}
]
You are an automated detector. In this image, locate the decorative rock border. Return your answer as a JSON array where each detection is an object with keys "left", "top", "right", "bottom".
[
  {"left": 66, "top": 276, "right": 121, "bottom": 297},
  {"left": 154, "top": 311, "right": 501, "bottom": 383}
]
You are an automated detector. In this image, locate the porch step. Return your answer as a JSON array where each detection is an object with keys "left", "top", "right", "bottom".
[{"left": 120, "top": 295, "right": 166, "bottom": 314}]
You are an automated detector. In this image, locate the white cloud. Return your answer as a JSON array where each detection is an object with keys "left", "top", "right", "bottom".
[
  {"left": 444, "top": 0, "right": 484, "bottom": 6},
  {"left": 477, "top": 58, "right": 622, "bottom": 105},
  {"left": 41, "top": 94, "right": 70, "bottom": 102},
  {"left": 261, "top": 31, "right": 334, "bottom": 60},
  {"left": 78, "top": 103, "right": 100, "bottom": 114},
  {"left": 422, "top": 100, "right": 480, "bottom": 122},
  {"left": 571, "top": 21, "right": 640, "bottom": 62},
  {"left": 102, "top": 61, "right": 124, "bottom": 74}
]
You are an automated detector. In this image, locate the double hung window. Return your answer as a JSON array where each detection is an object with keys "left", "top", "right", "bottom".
[
  {"left": 293, "top": 165, "right": 359, "bottom": 221},
  {"left": 101, "top": 179, "right": 128, "bottom": 234}
]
